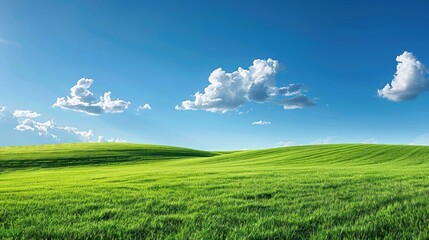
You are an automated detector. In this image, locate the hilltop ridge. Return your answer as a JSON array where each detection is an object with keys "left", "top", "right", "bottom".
[{"left": 1, "top": 143, "right": 429, "bottom": 170}]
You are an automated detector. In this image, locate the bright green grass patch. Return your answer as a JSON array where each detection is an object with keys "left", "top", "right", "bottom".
[{"left": 1, "top": 143, "right": 429, "bottom": 239}]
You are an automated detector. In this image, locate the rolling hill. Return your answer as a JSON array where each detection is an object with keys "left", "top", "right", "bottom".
[{"left": 1, "top": 143, "right": 429, "bottom": 239}]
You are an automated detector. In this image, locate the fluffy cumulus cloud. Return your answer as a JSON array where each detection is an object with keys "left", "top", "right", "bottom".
[
  {"left": 15, "top": 118, "right": 57, "bottom": 139},
  {"left": 251, "top": 120, "right": 271, "bottom": 125},
  {"left": 8, "top": 108, "right": 57, "bottom": 139},
  {"left": 176, "top": 58, "right": 316, "bottom": 113},
  {"left": 14, "top": 124, "right": 35, "bottom": 132},
  {"left": 137, "top": 103, "right": 152, "bottom": 111},
  {"left": 378, "top": 51, "right": 429, "bottom": 101},
  {"left": 13, "top": 110, "right": 41, "bottom": 118},
  {"left": 53, "top": 78, "right": 131, "bottom": 115},
  {"left": 5, "top": 107, "right": 57, "bottom": 139}
]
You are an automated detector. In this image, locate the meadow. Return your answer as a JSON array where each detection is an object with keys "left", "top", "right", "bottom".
[{"left": 1, "top": 143, "right": 429, "bottom": 239}]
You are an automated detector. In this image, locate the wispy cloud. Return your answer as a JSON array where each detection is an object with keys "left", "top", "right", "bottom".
[
  {"left": 409, "top": 133, "right": 429, "bottom": 145},
  {"left": 57, "top": 126, "right": 94, "bottom": 142},
  {"left": 97, "top": 136, "right": 127, "bottom": 143},
  {"left": 238, "top": 108, "right": 252, "bottom": 115},
  {"left": 276, "top": 141, "right": 293, "bottom": 147},
  {"left": 278, "top": 83, "right": 305, "bottom": 96},
  {"left": 252, "top": 120, "right": 271, "bottom": 125},
  {"left": 311, "top": 136, "right": 337, "bottom": 145},
  {"left": 280, "top": 95, "right": 317, "bottom": 110},
  {"left": 0, "top": 37, "right": 20, "bottom": 46},
  {"left": 1, "top": 105, "right": 125, "bottom": 142},
  {"left": 53, "top": 78, "right": 131, "bottom": 115},
  {"left": 0, "top": 106, "right": 14, "bottom": 120},
  {"left": 361, "top": 138, "right": 378, "bottom": 144}
]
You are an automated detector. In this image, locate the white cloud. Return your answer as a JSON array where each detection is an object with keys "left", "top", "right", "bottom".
[
  {"left": 278, "top": 83, "right": 305, "bottom": 96},
  {"left": 2, "top": 105, "right": 123, "bottom": 143},
  {"left": 15, "top": 118, "right": 57, "bottom": 139},
  {"left": 11, "top": 113, "right": 90, "bottom": 141},
  {"left": 53, "top": 78, "right": 131, "bottom": 115},
  {"left": 252, "top": 120, "right": 271, "bottom": 125},
  {"left": 57, "top": 126, "right": 94, "bottom": 142},
  {"left": 13, "top": 110, "right": 41, "bottom": 118},
  {"left": 176, "top": 58, "right": 316, "bottom": 113},
  {"left": 2, "top": 107, "right": 56, "bottom": 139},
  {"left": 378, "top": 51, "right": 429, "bottom": 101},
  {"left": 97, "top": 136, "right": 127, "bottom": 143},
  {"left": 15, "top": 124, "right": 34, "bottom": 132},
  {"left": 137, "top": 103, "right": 152, "bottom": 111},
  {"left": 108, "top": 138, "right": 126, "bottom": 143}
]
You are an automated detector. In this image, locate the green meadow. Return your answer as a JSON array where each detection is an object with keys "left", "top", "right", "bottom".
[{"left": 1, "top": 143, "right": 429, "bottom": 239}]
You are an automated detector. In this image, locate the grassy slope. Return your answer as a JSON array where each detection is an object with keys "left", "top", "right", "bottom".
[
  {"left": 1, "top": 143, "right": 429, "bottom": 239},
  {"left": 0, "top": 143, "right": 216, "bottom": 169}
]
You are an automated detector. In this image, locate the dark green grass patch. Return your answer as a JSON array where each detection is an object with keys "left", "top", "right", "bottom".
[{"left": 0, "top": 143, "right": 216, "bottom": 170}]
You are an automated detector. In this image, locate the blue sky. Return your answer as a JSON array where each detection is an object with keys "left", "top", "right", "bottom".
[{"left": 1, "top": 0, "right": 429, "bottom": 150}]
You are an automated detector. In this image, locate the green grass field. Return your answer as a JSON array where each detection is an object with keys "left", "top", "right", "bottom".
[{"left": 1, "top": 143, "right": 429, "bottom": 239}]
